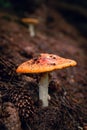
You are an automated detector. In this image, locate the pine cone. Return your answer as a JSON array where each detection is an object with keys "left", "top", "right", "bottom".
[
  {"left": 2, "top": 102, "right": 22, "bottom": 130},
  {"left": 8, "top": 88, "right": 35, "bottom": 121}
]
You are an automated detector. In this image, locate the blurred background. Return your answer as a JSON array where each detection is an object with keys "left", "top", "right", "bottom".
[{"left": 0, "top": 0, "right": 87, "bottom": 37}]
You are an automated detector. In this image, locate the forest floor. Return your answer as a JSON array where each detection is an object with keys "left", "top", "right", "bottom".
[{"left": 0, "top": 7, "right": 87, "bottom": 130}]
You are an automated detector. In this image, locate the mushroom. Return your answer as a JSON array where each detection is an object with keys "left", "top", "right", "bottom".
[
  {"left": 16, "top": 53, "right": 77, "bottom": 107},
  {"left": 22, "top": 18, "right": 39, "bottom": 37}
]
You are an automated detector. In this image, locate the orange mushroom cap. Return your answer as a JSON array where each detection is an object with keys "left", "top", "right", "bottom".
[
  {"left": 16, "top": 53, "right": 77, "bottom": 74},
  {"left": 22, "top": 18, "right": 39, "bottom": 24}
]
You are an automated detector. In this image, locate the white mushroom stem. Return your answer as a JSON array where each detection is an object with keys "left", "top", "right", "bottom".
[
  {"left": 28, "top": 24, "right": 35, "bottom": 37},
  {"left": 39, "top": 73, "right": 49, "bottom": 107}
]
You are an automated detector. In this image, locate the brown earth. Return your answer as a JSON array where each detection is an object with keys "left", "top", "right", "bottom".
[{"left": 0, "top": 7, "right": 87, "bottom": 130}]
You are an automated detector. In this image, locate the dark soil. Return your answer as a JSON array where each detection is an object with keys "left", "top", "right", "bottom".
[{"left": 0, "top": 7, "right": 87, "bottom": 130}]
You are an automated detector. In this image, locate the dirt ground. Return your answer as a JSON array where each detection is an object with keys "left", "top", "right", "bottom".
[{"left": 0, "top": 7, "right": 87, "bottom": 130}]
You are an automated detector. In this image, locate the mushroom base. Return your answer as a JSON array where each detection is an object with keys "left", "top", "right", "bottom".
[
  {"left": 39, "top": 73, "right": 49, "bottom": 107},
  {"left": 29, "top": 24, "right": 35, "bottom": 37}
]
